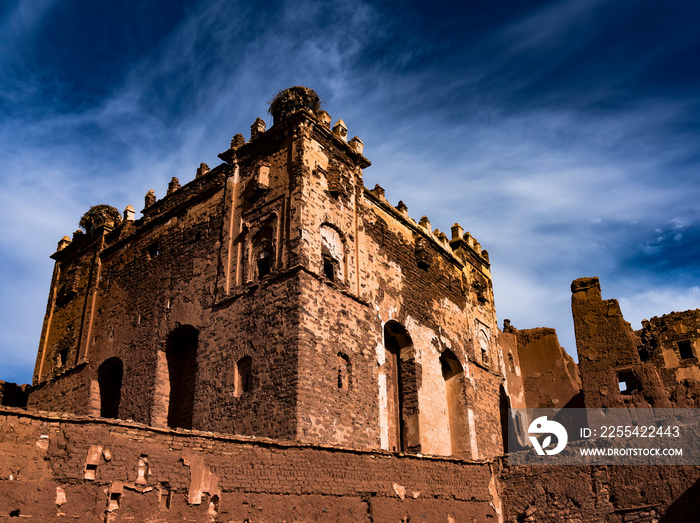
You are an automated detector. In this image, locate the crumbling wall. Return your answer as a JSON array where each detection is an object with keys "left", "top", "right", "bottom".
[
  {"left": 571, "top": 277, "right": 670, "bottom": 408},
  {"left": 639, "top": 310, "right": 700, "bottom": 406},
  {"left": 27, "top": 364, "right": 92, "bottom": 414},
  {"left": 0, "top": 381, "right": 28, "bottom": 408},
  {"left": 510, "top": 325, "right": 581, "bottom": 409},
  {"left": 501, "top": 457, "right": 700, "bottom": 523},
  {"left": 0, "top": 407, "right": 499, "bottom": 522}
]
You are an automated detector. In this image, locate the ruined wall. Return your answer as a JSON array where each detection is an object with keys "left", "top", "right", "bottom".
[
  {"left": 0, "top": 381, "right": 28, "bottom": 408},
  {"left": 571, "top": 277, "right": 670, "bottom": 408},
  {"left": 639, "top": 310, "right": 700, "bottom": 406},
  {"left": 510, "top": 325, "right": 581, "bottom": 409},
  {"left": 3, "top": 407, "right": 699, "bottom": 522},
  {"left": 0, "top": 407, "right": 499, "bottom": 522},
  {"left": 27, "top": 364, "right": 92, "bottom": 414},
  {"left": 501, "top": 455, "right": 700, "bottom": 523}
]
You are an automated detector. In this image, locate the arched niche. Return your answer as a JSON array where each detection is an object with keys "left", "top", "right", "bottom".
[
  {"left": 383, "top": 321, "right": 421, "bottom": 452},
  {"left": 165, "top": 325, "right": 199, "bottom": 429},
  {"left": 440, "top": 349, "right": 470, "bottom": 457},
  {"left": 97, "top": 357, "right": 123, "bottom": 419}
]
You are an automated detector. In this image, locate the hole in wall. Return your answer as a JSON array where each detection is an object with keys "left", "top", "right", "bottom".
[
  {"left": 84, "top": 463, "right": 98, "bottom": 480},
  {"left": 108, "top": 492, "right": 121, "bottom": 511},
  {"left": 147, "top": 242, "right": 159, "bottom": 259},
  {"left": 323, "top": 256, "right": 336, "bottom": 281},
  {"left": 617, "top": 370, "right": 640, "bottom": 396},
  {"left": 235, "top": 356, "right": 253, "bottom": 396},
  {"left": 678, "top": 340, "right": 694, "bottom": 360}
]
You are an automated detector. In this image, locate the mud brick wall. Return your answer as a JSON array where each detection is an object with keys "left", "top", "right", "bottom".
[
  {"left": 0, "top": 381, "right": 28, "bottom": 408},
  {"left": 501, "top": 459, "right": 700, "bottom": 523},
  {"left": 295, "top": 271, "right": 380, "bottom": 448},
  {"left": 202, "top": 275, "right": 302, "bottom": 439},
  {"left": 27, "top": 364, "right": 91, "bottom": 414},
  {"left": 0, "top": 408, "right": 499, "bottom": 522},
  {"left": 513, "top": 326, "right": 581, "bottom": 409},
  {"left": 571, "top": 277, "right": 670, "bottom": 409},
  {"left": 639, "top": 310, "right": 700, "bottom": 405}
]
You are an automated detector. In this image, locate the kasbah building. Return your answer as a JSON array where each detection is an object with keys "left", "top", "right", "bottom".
[{"left": 0, "top": 87, "right": 698, "bottom": 522}]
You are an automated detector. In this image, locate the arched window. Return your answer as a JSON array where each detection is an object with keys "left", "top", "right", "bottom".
[
  {"left": 165, "top": 325, "right": 198, "bottom": 429},
  {"left": 479, "top": 330, "right": 490, "bottom": 365},
  {"left": 235, "top": 356, "right": 253, "bottom": 397},
  {"left": 98, "top": 357, "right": 123, "bottom": 419},
  {"left": 253, "top": 227, "right": 274, "bottom": 279},
  {"left": 320, "top": 225, "right": 344, "bottom": 283},
  {"left": 440, "top": 350, "right": 469, "bottom": 457},
  {"left": 383, "top": 321, "right": 420, "bottom": 452},
  {"left": 337, "top": 353, "right": 351, "bottom": 391}
]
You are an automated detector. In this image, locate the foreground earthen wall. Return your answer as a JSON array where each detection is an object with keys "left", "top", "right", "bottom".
[
  {"left": 0, "top": 408, "right": 498, "bottom": 522},
  {"left": 501, "top": 457, "right": 700, "bottom": 523},
  {"left": 4, "top": 407, "right": 700, "bottom": 522}
]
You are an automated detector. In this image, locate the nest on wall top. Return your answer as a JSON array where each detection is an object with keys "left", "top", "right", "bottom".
[
  {"left": 79, "top": 205, "right": 121, "bottom": 235},
  {"left": 268, "top": 86, "right": 321, "bottom": 125}
]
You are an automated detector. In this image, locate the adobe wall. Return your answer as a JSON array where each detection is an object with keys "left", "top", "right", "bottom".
[
  {"left": 0, "top": 407, "right": 499, "bottom": 522},
  {"left": 639, "top": 310, "right": 700, "bottom": 406},
  {"left": 294, "top": 270, "right": 380, "bottom": 448},
  {"left": 501, "top": 455, "right": 700, "bottom": 522},
  {"left": 510, "top": 326, "right": 581, "bottom": 409},
  {"left": 571, "top": 277, "right": 670, "bottom": 408},
  {"left": 0, "top": 381, "right": 28, "bottom": 408}
]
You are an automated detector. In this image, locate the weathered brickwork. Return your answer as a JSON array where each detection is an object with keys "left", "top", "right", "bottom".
[
  {"left": 0, "top": 407, "right": 498, "bottom": 522},
  {"left": 501, "top": 458, "right": 700, "bottom": 522},
  {"left": 0, "top": 381, "right": 28, "bottom": 408},
  {"left": 571, "top": 276, "right": 700, "bottom": 409},
  {"left": 506, "top": 325, "right": 581, "bottom": 409},
  {"left": 639, "top": 310, "right": 700, "bottom": 406}
]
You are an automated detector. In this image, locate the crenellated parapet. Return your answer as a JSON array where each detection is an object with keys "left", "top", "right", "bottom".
[{"left": 363, "top": 183, "right": 491, "bottom": 275}]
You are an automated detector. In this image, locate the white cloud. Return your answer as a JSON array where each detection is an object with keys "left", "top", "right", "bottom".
[{"left": 619, "top": 287, "right": 700, "bottom": 330}]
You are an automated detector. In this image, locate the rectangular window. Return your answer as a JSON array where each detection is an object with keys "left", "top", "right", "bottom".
[
  {"left": 678, "top": 340, "right": 694, "bottom": 360},
  {"left": 323, "top": 257, "right": 336, "bottom": 281},
  {"left": 617, "top": 370, "right": 639, "bottom": 395},
  {"left": 59, "top": 348, "right": 69, "bottom": 367}
]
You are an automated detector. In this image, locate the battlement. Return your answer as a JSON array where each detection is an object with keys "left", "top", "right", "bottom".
[{"left": 364, "top": 183, "right": 490, "bottom": 273}]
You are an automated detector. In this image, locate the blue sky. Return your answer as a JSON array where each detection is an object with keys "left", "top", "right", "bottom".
[{"left": 1, "top": 0, "right": 699, "bottom": 384}]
